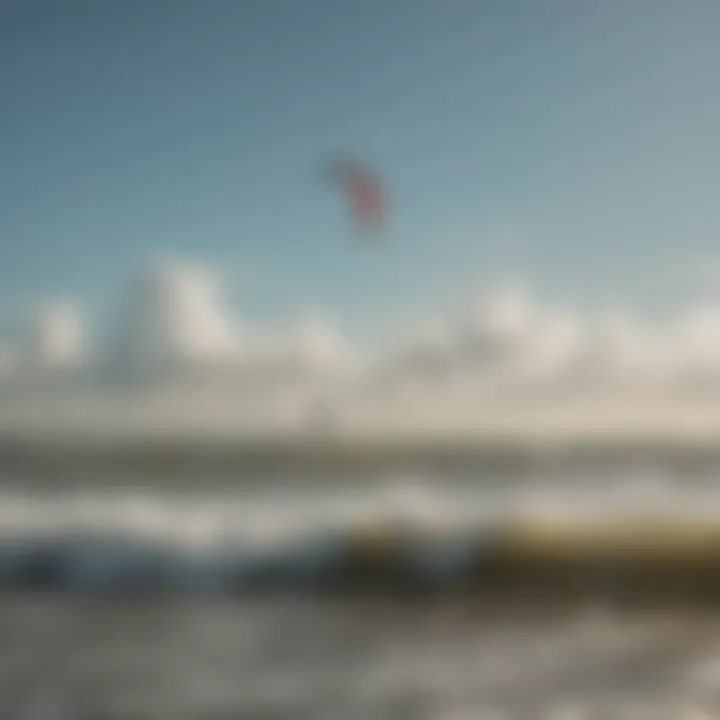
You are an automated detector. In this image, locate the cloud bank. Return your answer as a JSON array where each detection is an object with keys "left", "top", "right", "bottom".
[{"left": 4, "top": 259, "right": 720, "bottom": 441}]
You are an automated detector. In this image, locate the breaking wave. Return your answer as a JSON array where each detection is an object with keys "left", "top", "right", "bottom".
[{"left": 0, "top": 471, "right": 719, "bottom": 596}]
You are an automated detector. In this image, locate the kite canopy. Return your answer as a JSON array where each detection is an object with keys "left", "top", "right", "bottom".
[{"left": 326, "top": 156, "right": 386, "bottom": 233}]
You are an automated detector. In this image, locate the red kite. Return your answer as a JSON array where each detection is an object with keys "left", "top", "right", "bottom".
[{"left": 326, "top": 157, "right": 386, "bottom": 234}]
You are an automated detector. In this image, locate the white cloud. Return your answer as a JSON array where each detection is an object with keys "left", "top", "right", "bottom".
[
  {"left": 376, "top": 283, "right": 580, "bottom": 389},
  {"left": 4, "top": 260, "right": 720, "bottom": 440},
  {"left": 561, "top": 310, "right": 673, "bottom": 390},
  {"left": 516, "top": 308, "right": 583, "bottom": 383},
  {"left": 20, "top": 300, "right": 86, "bottom": 370},
  {"left": 459, "top": 282, "right": 534, "bottom": 365},
  {"left": 108, "top": 261, "right": 240, "bottom": 374},
  {"left": 670, "top": 305, "right": 720, "bottom": 381},
  {"left": 251, "top": 313, "right": 360, "bottom": 379}
]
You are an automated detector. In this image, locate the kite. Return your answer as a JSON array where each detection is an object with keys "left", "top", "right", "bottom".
[{"left": 325, "top": 156, "right": 386, "bottom": 234}]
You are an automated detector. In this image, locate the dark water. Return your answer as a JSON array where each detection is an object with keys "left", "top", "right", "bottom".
[
  {"left": 1, "top": 596, "right": 720, "bottom": 718},
  {"left": 0, "top": 468, "right": 717, "bottom": 717}
]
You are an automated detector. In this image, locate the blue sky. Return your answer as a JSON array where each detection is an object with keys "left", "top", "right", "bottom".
[{"left": 3, "top": 0, "right": 720, "bottom": 344}]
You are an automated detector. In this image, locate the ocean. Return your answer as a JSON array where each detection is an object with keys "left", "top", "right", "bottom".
[{"left": 1, "top": 452, "right": 720, "bottom": 718}]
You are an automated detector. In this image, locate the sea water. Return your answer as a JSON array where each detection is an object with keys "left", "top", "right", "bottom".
[{"left": 0, "top": 463, "right": 719, "bottom": 717}]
